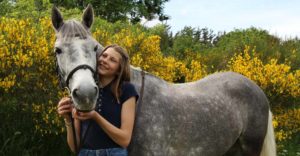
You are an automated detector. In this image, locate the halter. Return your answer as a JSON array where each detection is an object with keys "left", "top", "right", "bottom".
[{"left": 56, "top": 60, "right": 99, "bottom": 91}]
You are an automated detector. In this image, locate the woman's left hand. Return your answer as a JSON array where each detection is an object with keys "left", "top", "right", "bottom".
[{"left": 72, "top": 109, "right": 98, "bottom": 121}]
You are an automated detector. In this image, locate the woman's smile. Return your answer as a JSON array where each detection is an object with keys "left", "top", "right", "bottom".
[{"left": 99, "top": 63, "right": 109, "bottom": 70}]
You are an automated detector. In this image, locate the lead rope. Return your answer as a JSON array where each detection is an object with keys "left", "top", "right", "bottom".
[
  {"left": 71, "top": 112, "right": 79, "bottom": 156},
  {"left": 63, "top": 87, "right": 79, "bottom": 155},
  {"left": 136, "top": 70, "right": 145, "bottom": 117}
]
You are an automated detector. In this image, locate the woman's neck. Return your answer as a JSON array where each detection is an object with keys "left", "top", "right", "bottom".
[{"left": 99, "top": 76, "right": 115, "bottom": 87}]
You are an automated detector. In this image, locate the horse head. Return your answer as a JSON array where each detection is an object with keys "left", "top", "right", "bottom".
[{"left": 51, "top": 4, "right": 103, "bottom": 111}]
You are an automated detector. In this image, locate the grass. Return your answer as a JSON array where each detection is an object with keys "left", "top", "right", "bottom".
[{"left": 278, "top": 133, "right": 300, "bottom": 156}]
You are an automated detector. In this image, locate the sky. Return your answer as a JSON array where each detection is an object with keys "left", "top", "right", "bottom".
[{"left": 145, "top": 0, "right": 300, "bottom": 39}]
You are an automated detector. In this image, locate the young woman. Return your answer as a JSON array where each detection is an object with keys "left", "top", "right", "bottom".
[{"left": 57, "top": 44, "right": 138, "bottom": 156}]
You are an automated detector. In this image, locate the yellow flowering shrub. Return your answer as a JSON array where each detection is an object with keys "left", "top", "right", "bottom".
[
  {"left": 0, "top": 17, "right": 57, "bottom": 91},
  {"left": 133, "top": 35, "right": 186, "bottom": 82},
  {"left": 273, "top": 107, "right": 300, "bottom": 142},
  {"left": 184, "top": 59, "right": 207, "bottom": 82},
  {"left": 0, "top": 17, "right": 62, "bottom": 135},
  {"left": 228, "top": 46, "right": 300, "bottom": 98}
]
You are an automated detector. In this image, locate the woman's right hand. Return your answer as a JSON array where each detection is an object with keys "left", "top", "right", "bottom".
[{"left": 57, "top": 97, "right": 73, "bottom": 121}]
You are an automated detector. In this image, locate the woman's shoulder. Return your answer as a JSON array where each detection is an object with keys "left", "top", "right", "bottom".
[
  {"left": 120, "top": 81, "right": 139, "bottom": 103},
  {"left": 121, "top": 81, "right": 135, "bottom": 90}
]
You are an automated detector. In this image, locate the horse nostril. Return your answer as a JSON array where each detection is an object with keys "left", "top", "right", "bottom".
[
  {"left": 94, "top": 87, "right": 98, "bottom": 95},
  {"left": 73, "top": 88, "right": 79, "bottom": 98}
]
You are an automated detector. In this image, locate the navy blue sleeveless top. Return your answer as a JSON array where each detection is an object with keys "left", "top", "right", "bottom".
[{"left": 80, "top": 81, "right": 139, "bottom": 149}]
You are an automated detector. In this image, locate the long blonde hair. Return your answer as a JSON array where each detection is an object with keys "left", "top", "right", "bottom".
[{"left": 99, "top": 44, "right": 130, "bottom": 103}]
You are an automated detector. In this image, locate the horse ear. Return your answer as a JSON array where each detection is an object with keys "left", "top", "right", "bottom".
[
  {"left": 51, "top": 6, "right": 64, "bottom": 31},
  {"left": 82, "top": 4, "right": 94, "bottom": 29}
]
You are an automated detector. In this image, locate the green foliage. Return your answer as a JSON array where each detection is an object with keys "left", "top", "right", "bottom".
[
  {"left": 3, "top": 0, "right": 84, "bottom": 20},
  {"left": 163, "top": 26, "right": 299, "bottom": 73},
  {"left": 4, "top": 0, "right": 169, "bottom": 24},
  {"left": 171, "top": 26, "right": 219, "bottom": 60},
  {"left": 214, "top": 27, "right": 281, "bottom": 60},
  {"left": 277, "top": 134, "right": 300, "bottom": 156},
  {"left": 50, "top": 0, "right": 170, "bottom": 23},
  {"left": 0, "top": 95, "right": 70, "bottom": 156},
  {"left": 0, "top": 0, "right": 13, "bottom": 16},
  {"left": 147, "top": 24, "right": 173, "bottom": 56},
  {"left": 5, "top": 0, "right": 52, "bottom": 19},
  {"left": 280, "top": 39, "right": 300, "bottom": 70}
]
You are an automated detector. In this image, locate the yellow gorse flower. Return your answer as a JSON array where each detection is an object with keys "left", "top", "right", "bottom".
[
  {"left": 228, "top": 46, "right": 300, "bottom": 98},
  {"left": 273, "top": 107, "right": 300, "bottom": 142}
]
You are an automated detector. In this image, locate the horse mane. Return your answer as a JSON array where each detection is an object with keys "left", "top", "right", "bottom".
[{"left": 57, "top": 19, "right": 91, "bottom": 41}]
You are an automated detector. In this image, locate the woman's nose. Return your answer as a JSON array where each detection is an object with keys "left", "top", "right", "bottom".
[
  {"left": 100, "top": 59, "right": 106, "bottom": 65},
  {"left": 98, "top": 57, "right": 104, "bottom": 63},
  {"left": 101, "top": 57, "right": 109, "bottom": 63}
]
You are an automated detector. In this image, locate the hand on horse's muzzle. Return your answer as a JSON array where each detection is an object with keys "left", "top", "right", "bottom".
[
  {"left": 57, "top": 97, "right": 74, "bottom": 120},
  {"left": 72, "top": 108, "right": 97, "bottom": 121},
  {"left": 70, "top": 85, "right": 98, "bottom": 112}
]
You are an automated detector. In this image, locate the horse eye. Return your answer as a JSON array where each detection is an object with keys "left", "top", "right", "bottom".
[
  {"left": 94, "top": 45, "right": 98, "bottom": 52},
  {"left": 55, "top": 47, "right": 62, "bottom": 54}
]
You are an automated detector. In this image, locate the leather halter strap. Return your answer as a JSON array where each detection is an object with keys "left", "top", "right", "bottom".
[
  {"left": 136, "top": 70, "right": 145, "bottom": 116},
  {"left": 65, "top": 64, "right": 97, "bottom": 89}
]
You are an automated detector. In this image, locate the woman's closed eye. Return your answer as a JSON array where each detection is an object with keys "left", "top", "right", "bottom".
[
  {"left": 110, "top": 58, "right": 118, "bottom": 63},
  {"left": 102, "top": 53, "right": 108, "bottom": 58}
]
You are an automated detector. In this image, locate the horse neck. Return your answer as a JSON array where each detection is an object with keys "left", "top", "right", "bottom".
[
  {"left": 130, "top": 67, "right": 144, "bottom": 92},
  {"left": 130, "top": 66, "right": 168, "bottom": 93}
]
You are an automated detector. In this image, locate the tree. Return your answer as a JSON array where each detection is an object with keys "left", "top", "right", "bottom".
[
  {"left": 214, "top": 27, "right": 281, "bottom": 62},
  {"left": 280, "top": 39, "right": 300, "bottom": 70},
  {"left": 0, "top": 0, "right": 13, "bottom": 16},
  {"left": 202, "top": 27, "right": 282, "bottom": 72},
  {"left": 171, "top": 26, "right": 218, "bottom": 59},
  {"left": 49, "top": 0, "right": 170, "bottom": 23},
  {"left": 148, "top": 24, "right": 173, "bottom": 56},
  {"left": 3, "top": 0, "right": 53, "bottom": 19}
]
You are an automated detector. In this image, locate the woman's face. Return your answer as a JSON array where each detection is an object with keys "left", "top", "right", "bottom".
[{"left": 97, "top": 48, "right": 122, "bottom": 77}]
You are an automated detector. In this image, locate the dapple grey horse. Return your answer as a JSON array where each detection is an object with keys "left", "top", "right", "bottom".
[
  {"left": 51, "top": 5, "right": 276, "bottom": 156},
  {"left": 129, "top": 68, "right": 276, "bottom": 156}
]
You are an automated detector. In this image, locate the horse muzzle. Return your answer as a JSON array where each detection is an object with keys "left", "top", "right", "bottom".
[{"left": 70, "top": 76, "right": 99, "bottom": 112}]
